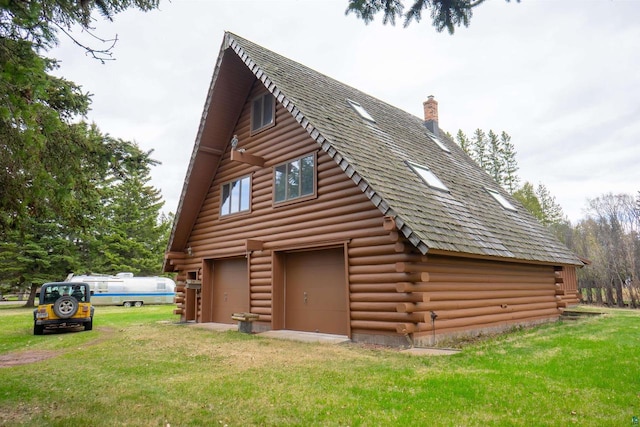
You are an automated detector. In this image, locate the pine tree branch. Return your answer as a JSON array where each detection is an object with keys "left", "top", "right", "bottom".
[{"left": 53, "top": 22, "right": 118, "bottom": 63}]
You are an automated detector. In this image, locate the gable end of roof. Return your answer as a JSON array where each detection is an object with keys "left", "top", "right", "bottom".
[{"left": 225, "top": 32, "right": 430, "bottom": 255}]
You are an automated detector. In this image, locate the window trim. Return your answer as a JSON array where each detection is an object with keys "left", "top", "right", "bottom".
[
  {"left": 273, "top": 152, "right": 318, "bottom": 207},
  {"left": 407, "top": 161, "right": 450, "bottom": 192},
  {"left": 250, "top": 92, "right": 276, "bottom": 135},
  {"left": 486, "top": 188, "right": 518, "bottom": 212},
  {"left": 220, "top": 175, "right": 252, "bottom": 218},
  {"left": 426, "top": 130, "right": 451, "bottom": 153},
  {"left": 347, "top": 99, "right": 376, "bottom": 122}
]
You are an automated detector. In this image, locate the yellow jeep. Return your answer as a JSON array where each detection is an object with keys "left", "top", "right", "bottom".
[{"left": 33, "top": 282, "right": 94, "bottom": 335}]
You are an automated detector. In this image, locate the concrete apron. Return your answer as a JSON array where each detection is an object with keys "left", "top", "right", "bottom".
[{"left": 188, "top": 322, "right": 459, "bottom": 356}]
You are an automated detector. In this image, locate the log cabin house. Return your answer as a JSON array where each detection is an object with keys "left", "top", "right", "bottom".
[{"left": 163, "top": 32, "right": 583, "bottom": 347}]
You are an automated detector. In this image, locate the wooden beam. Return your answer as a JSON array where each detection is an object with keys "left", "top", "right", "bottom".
[
  {"left": 165, "top": 251, "right": 186, "bottom": 260},
  {"left": 231, "top": 149, "right": 265, "bottom": 166},
  {"left": 246, "top": 239, "right": 264, "bottom": 251},
  {"left": 198, "top": 146, "right": 224, "bottom": 156}
]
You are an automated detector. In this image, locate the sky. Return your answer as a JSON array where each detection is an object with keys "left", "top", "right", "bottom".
[{"left": 50, "top": 0, "right": 640, "bottom": 224}]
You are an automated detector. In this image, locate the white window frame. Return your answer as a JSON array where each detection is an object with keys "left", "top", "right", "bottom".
[
  {"left": 486, "top": 188, "right": 518, "bottom": 212},
  {"left": 347, "top": 99, "right": 375, "bottom": 122},
  {"left": 426, "top": 130, "right": 451, "bottom": 153},
  {"left": 407, "top": 161, "right": 449, "bottom": 192}
]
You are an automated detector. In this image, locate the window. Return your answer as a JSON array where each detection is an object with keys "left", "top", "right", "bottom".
[
  {"left": 426, "top": 130, "right": 451, "bottom": 153},
  {"left": 407, "top": 161, "right": 449, "bottom": 192},
  {"left": 220, "top": 176, "right": 251, "bottom": 216},
  {"left": 274, "top": 154, "right": 316, "bottom": 203},
  {"left": 347, "top": 99, "right": 375, "bottom": 122},
  {"left": 251, "top": 93, "right": 275, "bottom": 133},
  {"left": 486, "top": 188, "right": 517, "bottom": 212}
]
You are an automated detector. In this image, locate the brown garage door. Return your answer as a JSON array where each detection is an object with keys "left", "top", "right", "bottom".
[
  {"left": 212, "top": 258, "right": 249, "bottom": 324},
  {"left": 284, "top": 248, "right": 347, "bottom": 335}
]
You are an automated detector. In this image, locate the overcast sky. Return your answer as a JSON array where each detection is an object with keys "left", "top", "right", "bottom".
[{"left": 50, "top": 0, "right": 640, "bottom": 224}]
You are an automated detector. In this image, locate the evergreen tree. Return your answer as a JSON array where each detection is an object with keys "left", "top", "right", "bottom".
[
  {"left": 455, "top": 128, "right": 519, "bottom": 194},
  {"left": 501, "top": 131, "right": 519, "bottom": 194},
  {"left": 513, "top": 182, "right": 543, "bottom": 221},
  {"left": 0, "top": 0, "right": 164, "bottom": 302},
  {"left": 345, "top": 0, "right": 520, "bottom": 34},
  {"left": 1, "top": 0, "right": 160, "bottom": 235},
  {"left": 471, "top": 128, "right": 488, "bottom": 169},
  {"left": 90, "top": 143, "right": 167, "bottom": 276},
  {"left": 455, "top": 129, "right": 471, "bottom": 154},
  {"left": 513, "top": 181, "right": 566, "bottom": 227},
  {"left": 536, "top": 183, "right": 565, "bottom": 226},
  {"left": 487, "top": 130, "right": 503, "bottom": 183}
]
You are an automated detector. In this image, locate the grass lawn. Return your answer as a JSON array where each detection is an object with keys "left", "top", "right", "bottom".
[{"left": 0, "top": 304, "right": 638, "bottom": 426}]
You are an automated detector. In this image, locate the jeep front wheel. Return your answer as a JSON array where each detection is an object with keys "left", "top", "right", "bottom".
[{"left": 53, "top": 296, "right": 78, "bottom": 319}]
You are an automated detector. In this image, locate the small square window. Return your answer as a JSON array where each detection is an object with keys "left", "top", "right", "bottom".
[
  {"left": 347, "top": 99, "right": 375, "bottom": 122},
  {"left": 407, "top": 161, "right": 449, "bottom": 192},
  {"left": 274, "top": 154, "right": 316, "bottom": 204},
  {"left": 251, "top": 93, "right": 275, "bottom": 133},
  {"left": 486, "top": 188, "right": 517, "bottom": 212},
  {"left": 221, "top": 175, "right": 251, "bottom": 216}
]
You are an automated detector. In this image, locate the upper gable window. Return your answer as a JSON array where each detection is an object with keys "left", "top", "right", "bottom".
[
  {"left": 407, "top": 161, "right": 449, "bottom": 192},
  {"left": 486, "top": 188, "right": 517, "bottom": 212},
  {"left": 347, "top": 99, "right": 375, "bottom": 122},
  {"left": 426, "top": 130, "right": 451, "bottom": 153},
  {"left": 220, "top": 175, "right": 251, "bottom": 217},
  {"left": 251, "top": 93, "right": 275, "bottom": 133},
  {"left": 274, "top": 153, "right": 316, "bottom": 204}
]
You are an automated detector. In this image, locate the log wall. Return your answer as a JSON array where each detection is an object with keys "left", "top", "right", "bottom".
[
  {"left": 178, "top": 83, "right": 400, "bottom": 331},
  {"left": 556, "top": 266, "right": 580, "bottom": 306},
  {"left": 172, "top": 81, "right": 569, "bottom": 345},
  {"left": 410, "top": 255, "right": 562, "bottom": 346}
]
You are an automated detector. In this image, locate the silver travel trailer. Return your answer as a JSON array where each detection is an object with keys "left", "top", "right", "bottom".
[{"left": 67, "top": 273, "right": 176, "bottom": 307}]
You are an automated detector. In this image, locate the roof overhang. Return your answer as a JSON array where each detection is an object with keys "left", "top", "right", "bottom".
[{"left": 164, "top": 38, "right": 255, "bottom": 270}]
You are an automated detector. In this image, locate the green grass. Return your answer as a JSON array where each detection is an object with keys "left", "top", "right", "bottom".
[{"left": 0, "top": 305, "right": 639, "bottom": 426}]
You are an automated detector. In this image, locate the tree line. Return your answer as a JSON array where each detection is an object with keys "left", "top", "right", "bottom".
[
  {"left": 571, "top": 193, "right": 640, "bottom": 307},
  {"left": 1, "top": 0, "right": 165, "bottom": 304},
  {"left": 454, "top": 129, "right": 640, "bottom": 307}
]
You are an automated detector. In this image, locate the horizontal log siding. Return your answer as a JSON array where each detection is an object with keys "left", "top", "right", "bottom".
[
  {"left": 347, "top": 235, "right": 427, "bottom": 335},
  {"left": 184, "top": 84, "right": 396, "bottom": 330},
  {"left": 177, "top": 82, "right": 566, "bottom": 343},
  {"left": 558, "top": 266, "right": 580, "bottom": 306},
  {"left": 173, "top": 275, "right": 186, "bottom": 316},
  {"left": 411, "top": 255, "right": 561, "bottom": 341}
]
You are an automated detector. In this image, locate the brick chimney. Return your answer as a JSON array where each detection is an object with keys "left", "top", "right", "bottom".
[{"left": 423, "top": 95, "right": 439, "bottom": 136}]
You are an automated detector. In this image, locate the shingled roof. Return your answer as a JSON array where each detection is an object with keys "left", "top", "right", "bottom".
[{"left": 168, "top": 32, "right": 581, "bottom": 267}]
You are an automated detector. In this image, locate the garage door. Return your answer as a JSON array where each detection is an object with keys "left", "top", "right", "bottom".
[
  {"left": 212, "top": 258, "right": 249, "bottom": 323},
  {"left": 284, "top": 248, "right": 347, "bottom": 335}
]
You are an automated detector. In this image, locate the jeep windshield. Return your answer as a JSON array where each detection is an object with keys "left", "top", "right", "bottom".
[{"left": 41, "top": 284, "right": 88, "bottom": 304}]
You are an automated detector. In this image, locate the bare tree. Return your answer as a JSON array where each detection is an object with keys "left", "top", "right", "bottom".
[{"left": 581, "top": 193, "right": 639, "bottom": 307}]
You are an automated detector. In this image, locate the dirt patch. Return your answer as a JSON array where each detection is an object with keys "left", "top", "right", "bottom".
[
  {"left": 0, "top": 350, "right": 60, "bottom": 367},
  {"left": 0, "top": 327, "right": 115, "bottom": 368}
]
